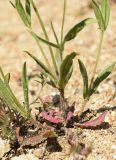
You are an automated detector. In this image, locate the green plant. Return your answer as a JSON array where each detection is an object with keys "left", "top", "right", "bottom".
[
  {"left": 0, "top": 63, "right": 30, "bottom": 119},
  {"left": 78, "top": 0, "right": 115, "bottom": 112},
  {"left": 11, "top": 0, "right": 95, "bottom": 114}
]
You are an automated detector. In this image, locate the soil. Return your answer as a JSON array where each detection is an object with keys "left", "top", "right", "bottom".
[{"left": 0, "top": 0, "right": 116, "bottom": 160}]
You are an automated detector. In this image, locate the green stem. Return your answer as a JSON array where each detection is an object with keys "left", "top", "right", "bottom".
[
  {"left": 90, "top": 31, "right": 104, "bottom": 87},
  {"left": 32, "top": 32, "right": 51, "bottom": 69},
  {"left": 61, "top": 0, "right": 66, "bottom": 45},
  {"left": 60, "top": 0, "right": 66, "bottom": 60},
  {"left": 30, "top": 0, "right": 58, "bottom": 75}
]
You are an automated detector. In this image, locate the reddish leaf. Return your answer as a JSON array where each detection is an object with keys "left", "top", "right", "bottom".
[
  {"left": 21, "top": 130, "right": 56, "bottom": 147},
  {"left": 66, "top": 111, "right": 73, "bottom": 121},
  {"left": 78, "top": 111, "right": 108, "bottom": 127},
  {"left": 41, "top": 111, "right": 63, "bottom": 124}
]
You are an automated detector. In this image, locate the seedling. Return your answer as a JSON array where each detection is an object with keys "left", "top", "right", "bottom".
[
  {"left": 11, "top": 0, "right": 96, "bottom": 115},
  {"left": 78, "top": 0, "right": 115, "bottom": 112}
]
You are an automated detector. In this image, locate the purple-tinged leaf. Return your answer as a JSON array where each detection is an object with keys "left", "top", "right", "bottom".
[
  {"left": 41, "top": 111, "right": 62, "bottom": 124},
  {"left": 66, "top": 111, "right": 73, "bottom": 121},
  {"left": 78, "top": 111, "right": 108, "bottom": 127}
]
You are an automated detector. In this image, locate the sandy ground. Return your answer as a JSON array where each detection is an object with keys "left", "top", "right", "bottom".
[{"left": 0, "top": 0, "right": 116, "bottom": 160}]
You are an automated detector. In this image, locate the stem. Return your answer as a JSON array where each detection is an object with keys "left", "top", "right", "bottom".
[
  {"left": 90, "top": 31, "right": 104, "bottom": 87},
  {"left": 59, "top": 90, "right": 67, "bottom": 117},
  {"left": 80, "top": 99, "right": 88, "bottom": 115},
  {"left": 61, "top": 0, "right": 66, "bottom": 45},
  {"left": 33, "top": 33, "right": 51, "bottom": 69},
  {"left": 30, "top": 0, "right": 58, "bottom": 75},
  {"left": 61, "top": 0, "right": 66, "bottom": 59}
]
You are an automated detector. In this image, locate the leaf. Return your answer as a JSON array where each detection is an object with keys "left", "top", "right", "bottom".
[
  {"left": 101, "top": 0, "right": 110, "bottom": 29},
  {"left": 21, "top": 129, "right": 56, "bottom": 147},
  {"left": 29, "top": 30, "right": 59, "bottom": 49},
  {"left": 89, "top": 62, "right": 115, "bottom": 96},
  {"left": 58, "top": 52, "right": 77, "bottom": 90},
  {"left": 41, "top": 111, "right": 62, "bottom": 124},
  {"left": 22, "top": 62, "right": 29, "bottom": 112},
  {"left": 10, "top": 1, "right": 16, "bottom": 8},
  {"left": 64, "top": 18, "right": 96, "bottom": 42},
  {"left": 92, "top": 0, "right": 105, "bottom": 31},
  {"left": 78, "top": 111, "right": 108, "bottom": 127},
  {"left": 66, "top": 111, "right": 73, "bottom": 122},
  {"left": 25, "top": 0, "right": 31, "bottom": 20},
  {"left": 25, "top": 51, "right": 55, "bottom": 80},
  {"left": 15, "top": 0, "right": 31, "bottom": 27},
  {"left": 0, "top": 77, "right": 28, "bottom": 118},
  {"left": 51, "top": 22, "right": 59, "bottom": 45},
  {"left": 5, "top": 73, "right": 10, "bottom": 84},
  {"left": 78, "top": 59, "right": 88, "bottom": 99}
]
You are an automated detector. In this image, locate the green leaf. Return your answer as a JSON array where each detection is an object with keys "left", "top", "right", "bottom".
[
  {"left": 15, "top": 0, "right": 31, "bottom": 27},
  {"left": 101, "top": 0, "right": 110, "bottom": 29},
  {"left": 89, "top": 62, "right": 116, "bottom": 96},
  {"left": 51, "top": 22, "right": 59, "bottom": 45},
  {"left": 64, "top": 18, "right": 96, "bottom": 42},
  {"left": 92, "top": 0, "right": 105, "bottom": 31},
  {"left": 29, "top": 30, "right": 59, "bottom": 49},
  {"left": 0, "top": 77, "right": 28, "bottom": 118},
  {"left": 25, "top": 51, "right": 56, "bottom": 80},
  {"left": 22, "top": 62, "right": 29, "bottom": 112},
  {"left": 10, "top": 1, "right": 16, "bottom": 8},
  {"left": 78, "top": 59, "right": 88, "bottom": 99},
  {"left": 58, "top": 52, "right": 77, "bottom": 90},
  {"left": 5, "top": 73, "right": 10, "bottom": 84},
  {"left": 25, "top": 0, "right": 31, "bottom": 24}
]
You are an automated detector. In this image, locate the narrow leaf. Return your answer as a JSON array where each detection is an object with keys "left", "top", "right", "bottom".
[
  {"left": 25, "top": 0, "right": 31, "bottom": 18},
  {"left": 22, "top": 62, "right": 29, "bottom": 111},
  {"left": 29, "top": 30, "right": 59, "bottom": 49},
  {"left": 58, "top": 52, "right": 77, "bottom": 90},
  {"left": 0, "top": 78, "right": 28, "bottom": 118},
  {"left": 15, "top": 0, "right": 31, "bottom": 27},
  {"left": 51, "top": 22, "right": 59, "bottom": 45},
  {"left": 5, "top": 73, "right": 10, "bottom": 84},
  {"left": 101, "top": 0, "right": 110, "bottom": 29},
  {"left": 89, "top": 62, "right": 115, "bottom": 96},
  {"left": 92, "top": 0, "right": 105, "bottom": 31},
  {"left": 78, "top": 59, "right": 88, "bottom": 99},
  {"left": 10, "top": 1, "right": 16, "bottom": 8},
  {"left": 78, "top": 111, "right": 108, "bottom": 127},
  {"left": 64, "top": 18, "right": 96, "bottom": 42},
  {"left": 25, "top": 51, "right": 55, "bottom": 80}
]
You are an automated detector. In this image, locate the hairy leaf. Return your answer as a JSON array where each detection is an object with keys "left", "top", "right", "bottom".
[
  {"left": 64, "top": 18, "right": 96, "bottom": 42},
  {"left": 92, "top": 0, "right": 105, "bottom": 31},
  {"left": 78, "top": 59, "right": 88, "bottom": 99},
  {"left": 58, "top": 52, "right": 77, "bottom": 90}
]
